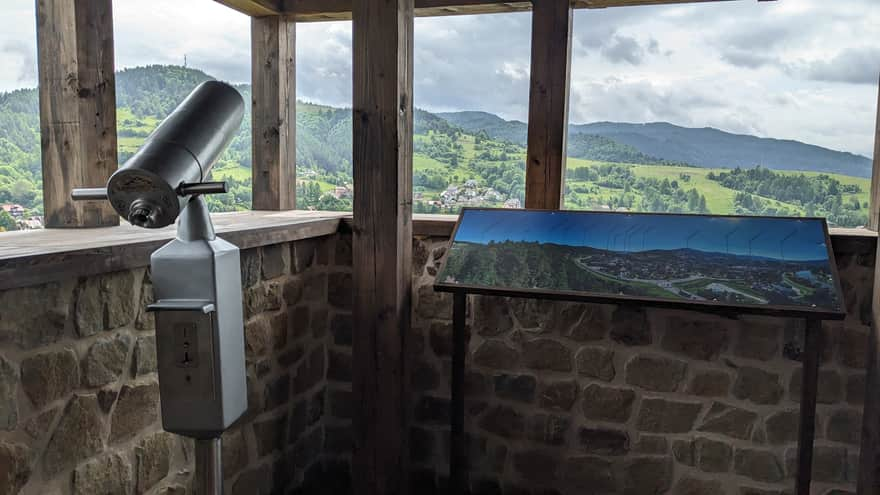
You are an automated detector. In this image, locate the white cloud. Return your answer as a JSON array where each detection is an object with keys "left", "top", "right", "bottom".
[{"left": 0, "top": 0, "right": 877, "bottom": 157}]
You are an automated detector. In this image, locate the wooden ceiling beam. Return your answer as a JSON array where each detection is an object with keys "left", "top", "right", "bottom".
[
  {"left": 212, "top": 0, "right": 282, "bottom": 17},
  {"left": 249, "top": 0, "right": 752, "bottom": 22}
]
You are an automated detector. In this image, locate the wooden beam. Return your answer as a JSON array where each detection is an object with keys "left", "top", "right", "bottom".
[
  {"left": 868, "top": 73, "right": 880, "bottom": 230},
  {"left": 524, "top": 0, "right": 573, "bottom": 209},
  {"left": 212, "top": 0, "right": 281, "bottom": 17},
  {"left": 351, "top": 0, "right": 414, "bottom": 493},
  {"left": 36, "top": 0, "right": 118, "bottom": 228},
  {"left": 251, "top": 16, "right": 297, "bottom": 210},
  {"left": 247, "top": 0, "right": 751, "bottom": 22}
]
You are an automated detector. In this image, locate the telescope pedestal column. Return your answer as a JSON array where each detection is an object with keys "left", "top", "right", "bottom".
[{"left": 194, "top": 437, "right": 222, "bottom": 495}]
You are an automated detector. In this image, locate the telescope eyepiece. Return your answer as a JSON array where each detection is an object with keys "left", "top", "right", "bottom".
[{"left": 128, "top": 199, "right": 163, "bottom": 228}]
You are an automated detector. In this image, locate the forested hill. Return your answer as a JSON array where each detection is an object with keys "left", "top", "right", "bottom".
[{"left": 438, "top": 111, "right": 873, "bottom": 178}]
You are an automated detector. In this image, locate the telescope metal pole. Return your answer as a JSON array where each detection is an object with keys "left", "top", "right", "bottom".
[{"left": 194, "top": 437, "right": 222, "bottom": 495}]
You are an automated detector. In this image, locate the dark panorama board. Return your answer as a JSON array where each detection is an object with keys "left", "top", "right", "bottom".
[{"left": 435, "top": 208, "right": 846, "bottom": 319}]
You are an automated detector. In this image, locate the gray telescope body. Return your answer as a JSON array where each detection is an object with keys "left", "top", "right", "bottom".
[
  {"left": 72, "top": 81, "right": 248, "bottom": 492},
  {"left": 81, "top": 80, "right": 244, "bottom": 228}
]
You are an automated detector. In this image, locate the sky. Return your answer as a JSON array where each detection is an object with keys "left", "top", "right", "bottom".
[
  {"left": 0, "top": 0, "right": 878, "bottom": 156},
  {"left": 453, "top": 209, "right": 832, "bottom": 261}
]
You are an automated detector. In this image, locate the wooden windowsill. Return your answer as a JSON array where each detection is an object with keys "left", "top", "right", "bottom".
[{"left": 0, "top": 210, "right": 873, "bottom": 291}]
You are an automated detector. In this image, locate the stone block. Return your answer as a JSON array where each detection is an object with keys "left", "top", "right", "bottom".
[
  {"left": 473, "top": 296, "right": 514, "bottom": 337},
  {"left": 575, "top": 346, "right": 615, "bottom": 381},
  {"left": 44, "top": 395, "right": 103, "bottom": 475},
  {"left": 784, "top": 445, "right": 847, "bottom": 483},
  {"left": 102, "top": 271, "right": 138, "bottom": 329},
  {"left": 240, "top": 248, "right": 261, "bottom": 287},
  {"left": 673, "top": 477, "right": 724, "bottom": 495},
  {"left": 413, "top": 238, "right": 430, "bottom": 276},
  {"left": 846, "top": 373, "right": 865, "bottom": 405},
  {"left": 416, "top": 284, "right": 452, "bottom": 320},
  {"left": 827, "top": 409, "right": 862, "bottom": 445},
  {"left": 325, "top": 425, "right": 353, "bottom": 455},
  {"left": 527, "top": 414, "right": 570, "bottom": 446},
  {"left": 538, "top": 380, "right": 578, "bottom": 412},
  {"left": 609, "top": 306, "right": 650, "bottom": 346},
  {"left": 473, "top": 340, "right": 519, "bottom": 369},
  {"left": 481, "top": 370, "right": 534, "bottom": 402},
  {"left": 261, "top": 244, "right": 289, "bottom": 280},
  {"left": 132, "top": 335, "right": 157, "bottom": 376},
  {"left": 327, "top": 348, "right": 352, "bottom": 382},
  {"left": 412, "top": 360, "right": 440, "bottom": 392},
  {"left": 522, "top": 339, "right": 572, "bottom": 372},
  {"left": 687, "top": 369, "right": 731, "bottom": 397},
  {"left": 577, "top": 428, "right": 629, "bottom": 456},
  {"left": 733, "top": 366, "right": 783, "bottom": 405},
  {"left": 410, "top": 426, "right": 435, "bottom": 463},
  {"left": 135, "top": 280, "right": 155, "bottom": 332},
  {"left": 512, "top": 449, "right": 558, "bottom": 483},
  {"left": 837, "top": 326, "right": 868, "bottom": 369},
  {"left": 231, "top": 464, "right": 271, "bottom": 495},
  {"left": 566, "top": 304, "right": 612, "bottom": 341},
  {"left": 625, "top": 354, "right": 686, "bottom": 392},
  {"left": 662, "top": 316, "right": 727, "bottom": 360},
  {"left": 221, "top": 428, "right": 248, "bottom": 480},
  {"left": 636, "top": 397, "right": 702, "bottom": 433},
  {"left": 23, "top": 408, "right": 57, "bottom": 440},
  {"left": 110, "top": 381, "right": 160, "bottom": 444},
  {"left": 697, "top": 402, "right": 758, "bottom": 440},
  {"left": 263, "top": 373, "right": 290, "bottom": 411},
  {"left": 633, "top": 435, "right": 667, "bottom": 455},
  {"left": 478, "top": 405, "right": 524, "bottom": 439},
  {"left": 696, "top": 437, "right": 732, "bottom": 473},
  {"left": 560, "top": 456, "right": 615, "bottom": 492},
  {"left": 673, "top": 439, "right": 695, "bottom": 466},
  {"left": 0, "top": 442, "right": 31, "bottom": 495},
  {"left": 75, "top": 278, "right": 102, "bottom": 337},
  {"left": 734, "top": 448, "right": 783, "bottom": 483},
  {"left": 336, "top": 234, "right": 353, "bottom": 266},
  {"left": 72, "top": 452, "right": 133, "bottom": 495},
  {"left": 582, "top": 384, "right": 635, "bottom": 423},
  {"left": 622, "top": 456, "right": 672, "bottom": 495},
  {"left": 20, "top": 348, "right": 79, "bottom": 408},
  {"left": 331, "top": 312, "right": 353, "bottom": 346},
  {"left": 735, "top": 319, "right": 780, "bottom": 361},
  {"left": 328, "top": 272, "right": 353, "bottom": 310},
  {"left": 254, "top": 413, "right": 288, "bottom": 456},
  {"left": 135, "top": 431, "right": 172, "bottom": 492},
  {"left": 790, "top": 368, "right": 843, "bottom": 404},
  {"left": 293, "top": 427, "right": 323, "bottom": 469},
  {"left": 0, "top": 356, "right": 17, "bottom": 430},
  {"left": 765, "top": 410, "right": 800, "bottom": 445},
  {"left": 293, "top": 346, "right": 324, "bottom": 394},
  {"left": 0, "top": 281, "right": 72, "bottom": 350},
  {"left": 82, "top": 334, "right": 131, "bottom": 387},
  {"left": 429, "top": 321, "right": 453, "bottom": 357}
]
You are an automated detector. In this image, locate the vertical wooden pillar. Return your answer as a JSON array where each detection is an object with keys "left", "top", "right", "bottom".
[
  {"left": 868, "top": 74, "right": 880, "bottom": 230},
  {"left": 351, "top": 0, "right": 414, "bottom": 493},
  {"left": 251, "top": 15, "right": 296, "bottom": 210},
  {"left": 524, "top": 0, "right": 573, "bottom": 210},
  {"left": 36, "top": 0, "right": 118, "bottom": 228}
]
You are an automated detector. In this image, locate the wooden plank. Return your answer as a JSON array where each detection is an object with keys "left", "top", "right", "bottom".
[
  {"left": 212, "top": 0, "right": 281, "bottom": 16},
  {"left": 251, "top": 16, "right": 297, "bottom": 210},
  {"left": 0, "top": 211, "right": 345, "bottom": 291},
  {"left": 261, "top": 0, "right": 748, "bottom": 22},
  {"left": 869, "top": 74, "right": 880, "bottom": 230},
  {"left": 524, "top": 0, "right": 573, "bottom": 210},
  {"left": 351, "top": 0, "right": 414, "bottom": 492},
  {"left": 36, "top": 0, "right": 118, "bottom": 228}
]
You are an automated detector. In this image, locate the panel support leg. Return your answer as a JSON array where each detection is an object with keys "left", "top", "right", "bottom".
[
  {"left": 796, "top": 318, "right": 823, "bottom": 495},
  {"left": 450, "top": 292, "right": 468, "bottom": 495},
  {"left": 194, "top": 437, "right": 222, "bottom": 495}
]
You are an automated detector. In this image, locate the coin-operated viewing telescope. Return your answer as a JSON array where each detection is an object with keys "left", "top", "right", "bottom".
[{"left": 72, "top": 81, "right": 247, "bottom": 495}]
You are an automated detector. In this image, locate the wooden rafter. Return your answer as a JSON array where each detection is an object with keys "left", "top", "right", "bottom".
[{"left": 216, "top": 0, "right": 753, "bottom": 21}]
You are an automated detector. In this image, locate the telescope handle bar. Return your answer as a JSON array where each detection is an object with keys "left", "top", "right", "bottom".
[
  {"left": 71, "top": 188, "right": 109, "bottom": 201},
  {"left": 178, "top": 182, "right": 228, "bottom": 196}
]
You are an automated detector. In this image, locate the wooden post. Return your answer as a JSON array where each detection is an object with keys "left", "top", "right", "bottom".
[
  {"left": 859, "top": 224, "right": 880, "bottom": 493},
  {"left": 36, "top": 0, "right": 118, "bottom": 228},
  {"left": 868, "top": 74, "right": 880, "bottom": 230},
  {"left": 351, "top": 0, "right": 414, "bottom": 493},
  {"left": 251, "top": 16, "right": 296, "bottom": 210},
  {"left": 524, "top": 0, "right": 573, "bottom": 210}
]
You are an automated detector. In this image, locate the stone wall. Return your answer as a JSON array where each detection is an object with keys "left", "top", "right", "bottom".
[
  {"left": 406, "top": 234, "right": 874, "bottom": 495},
  {"left": 0, "top": 234, "right": 349, "bottom": 495}
]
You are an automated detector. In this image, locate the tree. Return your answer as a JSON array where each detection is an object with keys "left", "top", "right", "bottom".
[{"left": 0, "top": 209, "right": 17, "bottom": 232}]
